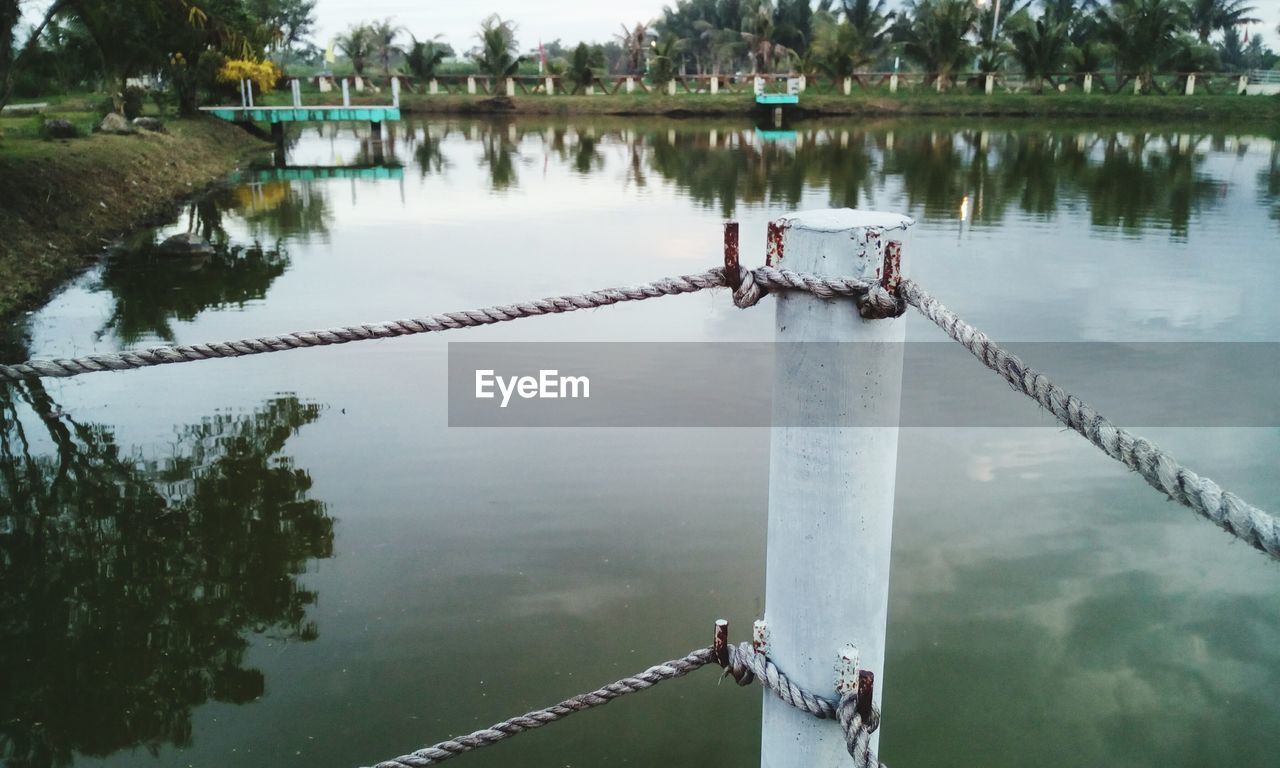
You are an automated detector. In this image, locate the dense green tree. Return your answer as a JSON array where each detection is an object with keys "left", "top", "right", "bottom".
[
  {"left": 1217, "top": 24, "right": 1246, "bottom": 68},
  {"left": 406, "top": 35, "right": 450, "bottom": 82},
  {"left": 566, "top": 41, "right": 605, "bottom": 92},
  {"left": 741, "top": 0, "right": 795, "bottom": 73},
  {"left": 898, "top": 0, "right": 980, "bottom": 87},
  {"left": 247, "top": 0, "right": 315, "bottom": 55},
  {"left": 1095, "top": 0, "right": 1189, "bottom": 91},
  {"left": 470, "top": 14, "right": 522, "bottom": 79},
  {"left": 1009, "top": 8, "right": 1072, "bottom": 91},
  {"left": 812, "top": 0, "right": 895, "bottom": 77}
]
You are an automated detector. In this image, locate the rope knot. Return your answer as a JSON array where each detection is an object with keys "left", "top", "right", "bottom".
[
  {"left": 730, "top": 267, "right": 767, "bottom": 309},
  {"left": 856, "top": 283, "right": 907, "bottom": 320}
]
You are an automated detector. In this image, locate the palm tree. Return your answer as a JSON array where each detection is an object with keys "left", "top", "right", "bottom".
[
  {"left": 471, "top": 14, "right": 523, "bottom": 79},
  {"left": 742, "top": 0, "right": 795, "bottom": 74},
  {"left": 813, "top": 0, "right": 895, "bottom": 76},
  {"left": 898, "top": 0, "right": 981, "bottom": 88},
  {"left": 615, "top": 21, "right": 653, "bottom": 75},
  {"left": 1187, "top": 0, "right": 1259, "bottom": 44},
  {"left": 406, "top": 35, "right": 450, "bottom": 82},
  {"left": 1008, "top": 9, "right": 1071, "bottom": 92},
  {"left": 1095, "top": 0, "right": 1188, "bottom": 92},
  {"left": 649, "top": 35, "right": 685, "bottom": 84},
  {"left": 336, "top": 24, "right": 373, "bottom": 76},
  {"left": 369, "top": 18, "right": 405, "bottom": 76}
]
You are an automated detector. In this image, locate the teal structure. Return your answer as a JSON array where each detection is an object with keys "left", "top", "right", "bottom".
[
  {"left": 227, "top": 165, "right": 404, "bottom": 183},
  {"left": 755, "top": 94, "right": 799, "bottom": 105}
]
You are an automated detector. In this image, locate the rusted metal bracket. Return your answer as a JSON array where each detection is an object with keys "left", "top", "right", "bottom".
[
  {"left": 723, "top": 222, "right": 741, "bottom": 290},
  {"left": 713, "top": 619, "right": 732, "bottom": 669},
  {"left": 881, "top": 240, "right": 903, "bottom": 293}
]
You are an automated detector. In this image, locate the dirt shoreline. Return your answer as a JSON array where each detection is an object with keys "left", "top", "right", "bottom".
[{"left": 0, "top": 118, "right": 269, "bottom": 322}]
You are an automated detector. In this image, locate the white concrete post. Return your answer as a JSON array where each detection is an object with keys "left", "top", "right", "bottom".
[
  {"left": 985, "top": 74, "right": 994, "bottom": 95},
  {"left": 239, "top": 78, "right": 247, "bottom": 109},
  {"left": 1238, "top": 74, "right": 1248, "bottom": 95},
  {"left": 1083, "top": 73, "right": 1093, "bottom": 94},
  {"left": 711, "top": 76, "right": 719, "bottom": 95},
  {"left": 246, "top": 78, "right": 255, "bottom": 107},
  {"left": 1134, "top": 76, "right": 1142, "bottom": 95},
  {"left": 625, "top": 76, "right": 635, "bottom": 93},
  {"left": 667, "top": 79, "right": 677, "bottom": 96},
  {"left": 342, "top": 79, "right": 350, "bottom": 107},
  {"left": 587, "top": 82, "right": 595, "bottom": 96},
  {"left": 392, "top": 77, "right": 401, "bottom": 107},
  {"left": 761, "top": 209, "right": 912, "bottom": 767},
  {"left": 291, "top": 78, "right": 302, "bottom": 108},
  {"left": 936, "top": 75, "right": 944, "bottom": 93},
  {"left": 467, "top": 76, "right": 477, "bottom": 95},
  {"left": 1185, "top": 73, "right": 1195, "bottom": 96},
  {"left": 754, "top": 76, "right": 766, "bottom": 96},
  {"left": 843, "top": 77, "right": 852, "bottom": 96},
  {"left": 354, "top": 75, "right": 364, "bottom": 92},
  {"left": 798, "top": 74, "right": 807, "bottom": 92},
  {"left": 429, "top": 79, "right": 439, "bottom": 95},
  {"left": 889, "top": 73, "right": 899, "bottom": 93},
  {"left": 546, "top": 76, "right": 554, "bottom": 95}
]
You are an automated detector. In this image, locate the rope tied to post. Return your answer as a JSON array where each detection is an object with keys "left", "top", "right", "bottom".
[
  {"left": 3, "top": 261, "right": 1276, "bottom": 557},
  {"left": 367, "top": 621, "right": 884, "bottom": 768}
]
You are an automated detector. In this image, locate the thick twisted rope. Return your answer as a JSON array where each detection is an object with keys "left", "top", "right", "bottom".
[
  {"left": 0, "top": 267, "right": 875, "bottom": 384},
  {"left": 901, "top": 279, "right": 1280, "bottom": 560},
  {"left": 366, "top": 641, "right": 882, "bottom": 768}
]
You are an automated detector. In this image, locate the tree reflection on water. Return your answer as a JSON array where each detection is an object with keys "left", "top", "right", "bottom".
[
  {"left": 0, "top": 387, "right": 331, "bottom": 768},
  {"left": 410, "top": 119, "right": 1255, "bottom": 237}
]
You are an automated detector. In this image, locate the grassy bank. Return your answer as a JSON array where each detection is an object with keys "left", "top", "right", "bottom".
[
  {"left": 0, "top": 117, "right": 268, "bottom": 320},
  {"left": 380, "top": 90, "right": 1280, "bottom": 122}
]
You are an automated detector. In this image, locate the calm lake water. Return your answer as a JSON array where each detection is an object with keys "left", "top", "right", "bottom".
[{"left": 3, "top": 115, "right": 1280, "bottom": 768}]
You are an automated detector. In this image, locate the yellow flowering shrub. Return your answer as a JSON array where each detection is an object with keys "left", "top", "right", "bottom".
[{"left": 216, "top": 58, "right": 281, "bottom": 93}]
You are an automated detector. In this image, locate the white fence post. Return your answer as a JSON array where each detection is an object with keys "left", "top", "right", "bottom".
[
  {"left": 467, "top": 76, "right": 477, "bottom": 95},
  {"left": 985, "top": 74, "right": 994, "bottom": 95},
  {"left": 1185, "top": 73, "right": 1196, "bottom": 96},
  {"left": 429, "top": 79, "right": 438, "bottom": 95},
  {"left": 546, "top": 76, "right": 555, "bottom": 95},
  {"left": 1083, "top": 73, "right": 1093, "bottom": 94},
  {"left": 711, "top": 76, "right": 719, "bottom": 95},
  {"left": 889, "top": 73, "right": 899, "bottom": 93},
  {"left": 625, "top": 76, "right": 635, "bottom": 94},
  {"left": 1238, "top": 74, "right": 1248, "bottom": 95},
  {"left": 291, "top": 78, "right": 302, "bottom": 108},
  {"left": 342, "top": 78, "right": 350, "bottom": 107},
  {"left": 761, "top": 209, "right": 913, "bottom": 767},
  {"left": 667, "top": 79, "right": 677, "bottom": 95},
  {"left": 843, "top": 77, "right": 852, "bottom": 95}
]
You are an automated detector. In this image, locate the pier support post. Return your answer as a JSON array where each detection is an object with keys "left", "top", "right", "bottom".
[
  {"left": 761, "top": 209, "right": 913, "bottom": 768},
  {"left": 370, "top": 120, "right": 382, "bottom": 141},
  {"left": 342, "top": 79, "right": 350, "bottom": 107}
]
